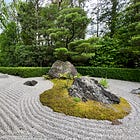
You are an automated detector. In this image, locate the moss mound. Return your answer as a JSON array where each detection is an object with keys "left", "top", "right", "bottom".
[{"left": 40, "top": 79, "right": 131, "bottom": 121}]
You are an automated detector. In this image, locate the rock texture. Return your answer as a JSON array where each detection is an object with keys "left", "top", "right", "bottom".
[
  {"left": 131, "top": 88, "right": 140, "bottom": 94},
  {"left": 111, "top": 120, "right": 122, "bottom": 125},
  {"left": 24, "top": 80, "right": 38, "bottom": 86},
  {"left": 48, "top": 60, "right": 78, "bottom": 78},
  {"left": 68, "top": 76, "right": 120, "bottom": 104}
]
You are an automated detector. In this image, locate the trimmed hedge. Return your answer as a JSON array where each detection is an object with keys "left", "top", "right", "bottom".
[
  {"left": 76, "top": 67, "right": 140, "bottom": 82},
  {"left": 0, "top": 66, "right": 139, "bottom": 82},
  {"left": 0, "top": 67, "right": 50, "bottom": 78}
]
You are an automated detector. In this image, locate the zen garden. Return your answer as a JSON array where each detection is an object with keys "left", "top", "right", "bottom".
[{"left": 0, "top": 0, "right": 140, "bottom": 139}]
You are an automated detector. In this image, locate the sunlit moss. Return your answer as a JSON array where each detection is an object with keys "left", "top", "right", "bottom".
[{"left": 40, "top": 79, "right": 131, "bottom": 121}]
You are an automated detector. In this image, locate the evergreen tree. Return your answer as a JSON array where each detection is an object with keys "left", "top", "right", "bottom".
[
  {"left": 97, "top": 0, "right": 126, "bottom": 37},
  {"left": 115, "top": 0, "right": 140, "bottom": 68}
]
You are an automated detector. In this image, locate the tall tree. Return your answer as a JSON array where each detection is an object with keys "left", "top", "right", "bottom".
[
  {"left": 50, "top": 7, "right": 90, "bottom": 48},
  {"left": 97, "top": 0, "right": 127, "bottom": 37},
  {"left": 0, "top": 22, "right": 18, "bottom": 66},
  {"left": 0, "top": 0, "right": 9, "bottom": 29},
  {"left": 17, "top": 1, "right": 43, "bottom": 45},
  {"left": 115, "top": 0, "right": 140, "bottom": 68}
]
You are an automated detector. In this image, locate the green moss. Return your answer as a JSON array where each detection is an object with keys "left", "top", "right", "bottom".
[
  {"left": 73, "top": 97, "right": 81, "bottom": 102},
  {"left": 40, "top": 79, "right": 131, "bottom": 121}
]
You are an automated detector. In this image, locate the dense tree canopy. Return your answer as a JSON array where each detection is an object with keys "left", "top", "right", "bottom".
[
  {"left": 0, "top": 0, "right": 139, "bottom": 68},
  {"left": 114, "top": 0, "right": 140, "bottom": 67}
]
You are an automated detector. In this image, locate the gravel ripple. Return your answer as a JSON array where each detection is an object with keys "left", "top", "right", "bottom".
[{"left": 0, "top": 74, "right": 140, "bottom": 140}]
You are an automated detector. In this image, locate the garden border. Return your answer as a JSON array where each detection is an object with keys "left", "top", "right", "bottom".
[{"left": 0, "top": 67, "right": 139, "bottom": 82}]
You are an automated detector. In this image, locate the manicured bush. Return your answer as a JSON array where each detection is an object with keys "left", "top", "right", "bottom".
[
  {"left": 0, "top": 67, "right": 139, "bottom": 82},
  {"left": 0, "top": 67, "right": 50, "bottom": 78},
  {"left": 76, "top": 67, "right": 140, "bottom": 82}
]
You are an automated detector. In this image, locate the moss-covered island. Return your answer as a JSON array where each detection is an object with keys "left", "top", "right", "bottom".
[{"left": 40, "top": 79, "right": 131, "bottom": 121}]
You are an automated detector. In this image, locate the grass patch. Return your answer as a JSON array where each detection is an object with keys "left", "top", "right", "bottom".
[{"left": 40, "top": 79, "right": 131, "bottom": 121}]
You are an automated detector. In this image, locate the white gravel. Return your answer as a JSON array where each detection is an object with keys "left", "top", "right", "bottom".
[{"left": 0, "top": 73, "right": 140, "bottom": 140}]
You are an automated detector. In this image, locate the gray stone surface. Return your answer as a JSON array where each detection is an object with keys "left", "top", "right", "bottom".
[
  {"left": 24, "top": 80, "right": 38, "bottom": 86},
  {"left": 131, "top": 88, "right": 140, "bottom": 94},
  {"left": 68, "top": 76, "right": 120, "bottom": 104},
  {"left": 48, "top": 60, "right": 78, "bottom": 78}
]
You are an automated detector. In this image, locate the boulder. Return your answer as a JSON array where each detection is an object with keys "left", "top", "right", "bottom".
[
  {"left": 68, "top": 76, "right": 120, "bottom": 104},
  {"left": 131, "top": 88, "right": 140, "bottom": 94},
  {"left": 24, "top": 80, "right": 38, "bottom": 86},
  {"left": 48, "top": 60, "right": 78, "bottom": 78}
]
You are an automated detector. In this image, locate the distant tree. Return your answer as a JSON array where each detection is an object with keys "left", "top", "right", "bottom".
[
  {"left": 39, "top": 4, "right": 59, "bottom": 46},
  {"left": 115, "top": 0, "right": 140, "bottom": 68},
  {"left": 17, "top": 1, "right": 39, "bottom": 45},
  {"left": 96, "top": 0, "right": 127, "bottom": 37},
  {"left": 0, "top": 0, "right": 13, "bottom": 30},
  {"left": 0, "top": 22, "right": 18, "bottom": 66}
]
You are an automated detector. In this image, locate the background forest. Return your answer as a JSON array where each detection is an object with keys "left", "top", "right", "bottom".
[{"left": 0, "top": 0, "right": 139, "bottom": 68}]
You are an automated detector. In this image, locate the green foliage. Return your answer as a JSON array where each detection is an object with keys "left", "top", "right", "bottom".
[
  {"left": 17, "top": 1, "right": 38, "bottom": 45},
  {"left": 40, "top": 79, "right": 131, "bottom": 121},
  {"left": 0, "top": 0, "right": 139, "bottom": 69},
  {"left": 96, "top": 0, "right": 120, "bottom": 37},
  {"left": 0, "top": 22, "right": 18, "bottom": 66},
  {"left": 68, "top": 39, "right": 88, "bottom": 51},
  {"left": 43, "top": 74, "right": 52, "bottom": 80},
  {"left": 89, "top": 37, "right": 119, "bottom": 67},
  {"left": 0, "top": 66, "right": 139, "bottom": 82},
  {"left": 76, "top": 43, "right": 91, "bottom": 53},
  {"left": 74, "top": 73, "right": 82, "bottom": 79},
  {"left": 68, "top": 36, "right": 119, "bottom": 67},
  {"left": 0, "top": 67, "right": 50, "bottom": 78},
  {"left": 71, "top": 55, "right": 90, "bottom": 65},
  {"left": 54, "top": 48, "right": 68, "bottom": 61},
  {"left": 14, "top": 45, "right": 49, "bottom": 67},
  {"left": 45, "top": 7, "right": 90, "bottom": 51},
  {"left": 59, "top": 73, "right": 73, "bottom": 79},
  {"left": 114, "top": 0, "right": 140, "bottom": 68},
  {"left": 67, "top": 37, "right": 99, "bottom": 66},
  {"left": 76, "top": 67, "right": 140, "bottom": 82},
  {"left": 73, "top": 97, "right": 81, "bottom": 102},
  {"left": 54, "top": 8, "right": 89, "bottom": 48},
  {"left": 99, "top": 78, "right": 108, "bottom": 88}
]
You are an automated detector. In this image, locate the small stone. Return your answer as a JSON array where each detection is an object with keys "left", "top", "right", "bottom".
[
  {"left": 111, "top": 120, "right": 122, "bottom": 125},
  {"left": 24, "top": 80, "right": 38, "bottom": 86},
  {"left": 131, "top": 88, "right": 140, "bottom": 94}
]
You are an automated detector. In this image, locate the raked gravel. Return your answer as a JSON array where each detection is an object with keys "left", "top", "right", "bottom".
[{"left": 0, "top": 73, "right": 140, "bottom": 140}]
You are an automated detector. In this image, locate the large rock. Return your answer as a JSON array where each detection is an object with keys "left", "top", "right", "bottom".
[
  {"left": 48, "top": 60, "right": 78, "bottom": 78},
  {"left": 68, "top": 76, "right": 120, "bottom": 104}
]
